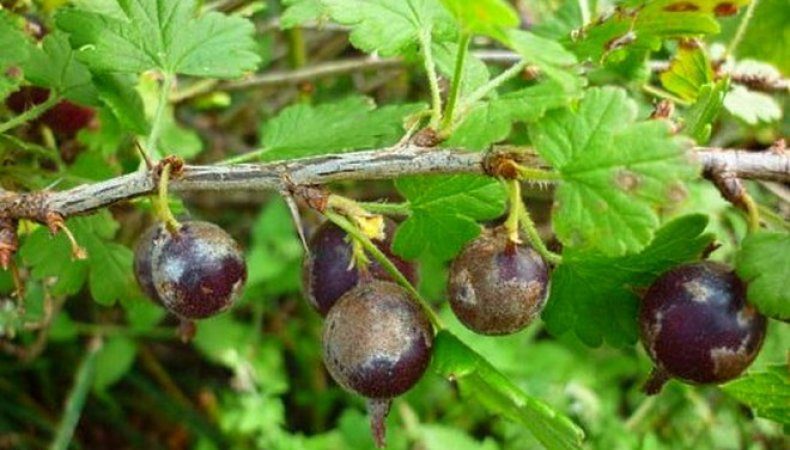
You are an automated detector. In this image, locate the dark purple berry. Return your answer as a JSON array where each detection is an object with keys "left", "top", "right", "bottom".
[
  {"left": 302, "top": 219, "right": 418, "bottom": 316},
  {"left": 322, "top": 280, "right": 433, "bottom": 400},
  {"left": 639, "top": 261, "right": 766, "bottom": 393},
  {"left": 150, "top": 221, "right": 247, "bottom": 319},
  {"left": 133, "top": 224, "right": 166, "bottom": 304},
  {"left": 448, "top": 228, "right": 549, "bottom": 335}
]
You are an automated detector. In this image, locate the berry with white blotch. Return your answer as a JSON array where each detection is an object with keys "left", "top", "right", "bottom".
[
  {"left": 322, "top": 280, "right": 433, "bottom": 447},
  {"left": 137, "top": 221, "right": 247, "bottom": 320},
  {"left": 302, "top": 219, "right": 417, "bottom": 316},
  {"left": 448, "top": 227, "right": 549, "bottom": 335},
  {"left": 639, "top": 261, "right": 767, "bottom": 394}
]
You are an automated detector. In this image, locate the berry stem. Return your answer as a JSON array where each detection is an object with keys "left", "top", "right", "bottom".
[
  {"left": 515, "top": 165, "right": 562, "bottom": 182},
  {"left": 357, "top": 201, "right": 412, "bottom": 216},
  {"left": 517, "top": 205, "right": 562, "bottom": 265},
  {"left": 324, "top": 210, "right": 444, "bottom": 329},
  {"left": 741, "top": 192, "right": 762, "bottom": 233},
  {"left": 154, "top": 163, "right": 182, "bottom": 234},
  {"left": 367, "top": 398, "right": 392, "bottom": 449},
  {"left": 504, "top": 179, "right": 523, "bottom": 244},
  {"left": 642, "top": 366, "right": 670, "bottom": 395}
]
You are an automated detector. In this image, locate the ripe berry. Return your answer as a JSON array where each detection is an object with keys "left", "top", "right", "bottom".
[
  {"left": 448, "top": 228, "right": 549, "bottom": 335},
  {"left": 322, "top": 280, "right": 433, "bottom": 399},
  {"left": 133, "top": 224, "right": 165, "bottom": 304},
  {"left": 143, "top": 221, "right": 247, "bottom": 319},
  {"left": 6, "top": 87, "right": 95, "bottom": 136},
  {"left": 639, "top": 261, "right": 766, "bottom": 393},
  {"left": 302, "top": 219, "right": 417, "bottom": 316}
]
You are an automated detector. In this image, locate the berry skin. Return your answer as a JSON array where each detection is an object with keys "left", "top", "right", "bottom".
[
  {"left": 302, "top": 219, "right": 417, "bottom": 316},
  {"left": 322, "top": 280, "right": 433, "bottom": 400},
  {"left": 448, "top": 228, "right": 549, "bottom": 335},
  {"left": 639, "top": 261, "right": 766, "bottom": 392},
  {"left": 133, "top": 224, "right": 166, "bottom": 304},
  {"left": 147, "top": 221, "right": 247, "bottom": 319}
]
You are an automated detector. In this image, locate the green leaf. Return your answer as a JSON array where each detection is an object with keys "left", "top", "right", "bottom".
[
  {"left": 439, "top": 0, "right": 519, "bottom": 41},
  {"left": 93, "top": 73, "right": 149, "bottom": 134},
  {"left": 659, "top": 44, "right": 713, "bottom": 102},
  {"left": 93, "top": 336, "right": 137, "bottom": 392},
  {"left": 529, "top": 87, "right": 697, "bottom": 255},
  {"left": 0, "top": 11, "right": 31, "bottom": 99},
  {"left": 56, "top": 0, "right": 261, "bottom": 77},
  {"left": 735, "top": 231, "right": 790, "bottom": 321},
  {"left": 445, "top": 79, "right": 581, "bottom": 150},
  {"left": 723, "top": 85, "right": 782, "bottom": 125},
  {"left": 735, "top": 0, "right": 790, "bottom": 75},
  {"left": 683, "top": 79, "right": 728, "bottom": 144},
  {"left": 507, "top": 30, "right": 581, "bottom": 93},
  {"left": 323, "top": 0, "right": 454, "bottom": 56},
  {"left": 259, "top": 97, "right": 422, "bottom": 160},
  {"left": 393, "top": 175, "right": 506, "bottom": 260},
  {"left": 22, "top": 31, "right": 98, "bottom": 105},
  {"left": 20, "top": 212, "right": 140, "bottom": 306},
  {"left": 568, "top": 0, "right": 737, "bottom": 63},
  {"left": 19, "top": 227, "right": 89, "bottom": 297},
  {"left": 543, "top": 214, "right": 714, "bottom": 347},
  {"left": 419, "top": 424, "right": 499, "bottom": 450},
  {"left": 245, "top": 198, "right": 303, "bottom": 296},
  {"left": 433, "top": 331, "right": 585, "bottom": 450},
  {"left": 281, "top": 0, "right": 327, "bottom": 28},
  {"left": 721, "top": 365, "right": 790, "bottom": 425}
]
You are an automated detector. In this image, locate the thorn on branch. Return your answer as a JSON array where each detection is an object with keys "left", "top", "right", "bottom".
[{"left": 0, "top": 217, "right": 19, "bottom": 270}]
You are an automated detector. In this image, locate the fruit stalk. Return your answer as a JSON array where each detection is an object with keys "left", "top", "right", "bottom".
[{"left": 324, "top": 210, "right": 443, "bottom": 329}]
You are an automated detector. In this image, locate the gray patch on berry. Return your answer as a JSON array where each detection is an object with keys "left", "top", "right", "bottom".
[
  {"left": 448, "top": 228, "right": 549, "bottom": 335},
  {"left": 683, "top": 280, "right": 710, "bottom": 303},
  {"left": 322, "top": 281, "right": 433, "bottom": 399}
]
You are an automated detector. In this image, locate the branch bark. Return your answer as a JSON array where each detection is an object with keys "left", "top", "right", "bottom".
[{"left": 0, "top": 146, "right": 787, "bottom": 222}]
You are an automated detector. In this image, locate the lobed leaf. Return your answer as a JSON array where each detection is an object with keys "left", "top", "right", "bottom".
[
  {"left": 721, "top": 365, "right": 790, "bottom": 425},
  {"left": 323, "top": 0, "right": 455, "bottom": 56},
  {"left": 393, "top": 174, "right": 506, "bottom": 260},
  {"left": 659, "top": 44, "right": 714, "bottom": 102},
  {"left": 529, "top": 87, "right": 698, "bottom": 255},
  {"left": 439, "top": 0, "right": 519, "bottom": 41},
  {"left": 259, "top": 97, "right": 423, "bottom": 160},
  {"left": 56, "top": 0, "right": 261, "bottom": 77},
  {"left": 0, "top": 11, "right": 31, "bottom": 99},
  {"left": 735, "top": 231, "right": 790, "bottom": 321},
  {"left": 22, "top": 31, "right": 98, "bottom": 105}
]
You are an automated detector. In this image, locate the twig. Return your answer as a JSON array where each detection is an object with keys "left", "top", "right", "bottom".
[
  {"left": 171, "top": 51, "right": 788, "bottom": 102},
  {"left": 0, "top": 93, "right": 60, "bottom": 135},
  {"left": 0, "top": 147, "right": 787, "bottom": 223}
]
